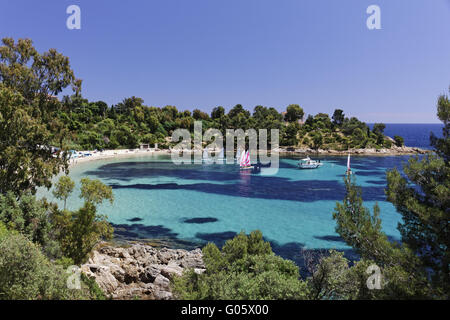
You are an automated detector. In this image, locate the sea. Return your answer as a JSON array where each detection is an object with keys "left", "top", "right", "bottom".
[{"left": 38, "top": 124, "right": 444, "bottom": 270}]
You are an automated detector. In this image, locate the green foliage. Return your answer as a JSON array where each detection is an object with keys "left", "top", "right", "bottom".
[
  {"left": 385, "top": 91, "right": 449, "bottom": 296},
  {"left": 332, "top": 175, "right": 436, "bottom": 298},
  {"left": 284, "top": 104, "right": 304, "bottom": 123},
  {"left": 332, "top": 109, "right": 345, "bottom": 126},
  {"left": 393, "top": 135, "right": 404, "bottom": 147},
  {"left": 172, "top": 231, "right": 309, "bottom": 300},
  {"left": 311, "top": 132, "right": 323, "bottom": 149},
  {"left": 282, "top": 122, "right": 300, "bottom": 146},
  {"left": 53, "top": 201, "right": 113, "bottom": 265},
  {"left": 53, "top": 175, "right": 75, "bottom": 210},
  {"left": 0, "top": 38, "right": 79, "bottom": 195},
  {"left": 80, "top": 273, "right": 108, "bottom": 300},
  {"left": 80, "top": 177, "right": 114, "bottom": 205},
  {"left": 306, "top": 250, "right": 362, "bottom": 300},
  {"left": 0, "top": 191, "right": 59, "bottom": 256},
  {"left": 0, "top": 230, "right": 89, "bottom": 300},
  {"left": 211, "top": 106, "right": 225, "bottom": 119}
]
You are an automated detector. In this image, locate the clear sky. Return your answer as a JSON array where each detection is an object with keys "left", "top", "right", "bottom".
[{"left": 1, "top": 0, "right": 449, "bottom": 123}]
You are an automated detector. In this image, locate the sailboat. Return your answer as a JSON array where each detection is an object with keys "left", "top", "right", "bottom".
[
  {"left": 346, "top": 153, "right": 352, "bottom": 175},
  {"left": 240, "top": 150, "right": 253, "bottom": 170}
]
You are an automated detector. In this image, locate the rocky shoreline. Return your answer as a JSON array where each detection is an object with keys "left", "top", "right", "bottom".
[
  {"left": 81, "top": 242, "right": 204, "bottom": 300},
  {"left": 278, "top": 145, "right": 429, "bottom": 155}
]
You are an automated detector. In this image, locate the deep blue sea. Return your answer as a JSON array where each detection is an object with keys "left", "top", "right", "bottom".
[
  {"left": 368, "top": 123, "right": 443, "bottom": 149},
  {"left": 38, "top": 124, "right": 443, "bottom": 269}
]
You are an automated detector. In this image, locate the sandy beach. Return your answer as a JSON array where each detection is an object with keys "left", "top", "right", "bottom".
[{"left": 68, "top": 148, "right": 172, "bottom": 167}]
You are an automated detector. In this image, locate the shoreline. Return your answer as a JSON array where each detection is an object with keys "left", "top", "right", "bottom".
[{"left": 68, "top": 146, "right": 429, "bottom": 168}]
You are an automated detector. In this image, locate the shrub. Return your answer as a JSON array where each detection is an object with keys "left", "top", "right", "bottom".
[
  {"left": 0, "top": 192, "right": 60, "bottom": 257},
  {"left": 393, "top": 135, "right": 404, "bottom": 147},
  {"left": 172, "top": 231, "right": 309, "bottom": 300},
  {"left": 0, "top": 230, "right": 89, "bottom": 300}
]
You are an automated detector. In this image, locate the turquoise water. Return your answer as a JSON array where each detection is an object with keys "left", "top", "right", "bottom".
[{"left": 39, "top": 154, "right": 409, "bottom": 264}]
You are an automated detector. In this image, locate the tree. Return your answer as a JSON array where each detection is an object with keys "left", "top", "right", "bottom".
[
  {"left": 193, "top": 109, "right": 209, "bottom": 121},
  {"left": 80, "top": 178, "right": 114, "bottom": 205},
  {"left": 282, "top": 122, "right": 300, "bottom": 146},
  {"left": 284, "top": 104, "right": 304, "bottom": 123},
  {"left": 332, "top": 176, "right": 433, "bottom": 298},
  {"left": 311, "top": 132, "right": 323, "bottom": 150},
  {"left": 0, "top": 38, "right": 80, "bottom": 196},
  {"left": 211, "top": 106, "right": 225, "bottom": 120},
  {"left": 0, "top": 191, "right": 55, "bottom": 254},
  {"left": 0, "top": 227, "right": 89, "bottom": 300},
  {"left": 228, "top": 104, "right": 250, "bottom": 119},
  {"left": 393, "top": 135, "right": 404, "bottom": 147},
  {"left": 430, "top": 89, "right": 449, "bottom": 161},
  {"left": 0, "top": 38, "right": 81, "bottom": 103},
  {"left": 53, "top": 178, "right": 114, "bottom": 264},
  {"left": 386, "top": 91, "right": 450, "bottom": 296},
  {"left": 172, "top": 231, "right": 309, "bottom": 300},
  {"left": 53, "top": 176, "right": 75, "bottom": 210},
  {"left": 332, "top": 109, "right": 345, "bottom": 126},
  {"left": 116, "top": 96, "right": 144, "bottom": 115}
]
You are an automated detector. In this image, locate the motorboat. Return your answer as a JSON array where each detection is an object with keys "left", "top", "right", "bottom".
[{"left": 298, "top": 156, "right": 323, "bottom": 169}]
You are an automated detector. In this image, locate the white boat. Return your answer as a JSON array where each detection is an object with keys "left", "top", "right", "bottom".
[
  {"left": 298, "top": 156, "right": 323, "bottom": 169},
  {"left": 240, "top": 150, "right": 253, "bottom": 170}
]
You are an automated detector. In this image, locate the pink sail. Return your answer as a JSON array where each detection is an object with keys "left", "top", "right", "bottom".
[
  {"left": 244, "top": 151, "right": 250, "bottom": 166},
  {"left": 240, "top": 150, "right": 251, "bottom": 167}
]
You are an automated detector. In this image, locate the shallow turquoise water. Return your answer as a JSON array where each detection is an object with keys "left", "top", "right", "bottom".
[{"left": 38, "top": 154, "right": 408, "bottom": 263}]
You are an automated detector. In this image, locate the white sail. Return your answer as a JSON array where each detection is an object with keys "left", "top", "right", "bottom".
[
  {"left": 239, "top": 150, "right": 246, "bottom": 166},
  {"left": 203, "top": 149, "right": 208, "bottom": 160},
  {"left": 236, "top": 147, "right": 242, "bottom": 160},
  {"left": 347, "top": 154, "right": 351, "bottom": 171}
]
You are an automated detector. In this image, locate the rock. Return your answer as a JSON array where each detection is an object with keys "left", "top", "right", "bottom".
[
  {"left": 153, "top": 274, "right": 171, "bottom": 291},
  {"left": 154, "top": 290, "right": 172, "bottom": 300},
  {"left": 140, "top": 265, "right": 161, "bottom": 283},
  {"left": 80, "top": 242, "right": 204, "bottom": 300},
  {"left": 160, "top": 264, "right": 183, "bottom": 279},
  {"left": 194, "top": 268, "right": 206, "bottom": 274},
  {"left": 92, "top": 267, "right": 119, "bottom": 293}
]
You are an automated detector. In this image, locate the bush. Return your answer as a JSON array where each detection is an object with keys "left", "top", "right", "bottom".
[
  {"left": 0, "top": 229, "right": 89, "bottom": 300},
  {"left": 172, "top": 231, "right": 309, "bottom": 300},
  {"left": 0, "top": 192, "right": 60, "bottom": 257},
  {"left": 393, "top": 135, "right": 404, "bottom": 147},
  {"left": 383, "top": 139, "right": 393, "bottom": 148}
]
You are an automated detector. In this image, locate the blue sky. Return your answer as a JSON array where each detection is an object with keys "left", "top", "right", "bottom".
[{"left": 1, "top": 0, "right": 449, "bottom": 123}]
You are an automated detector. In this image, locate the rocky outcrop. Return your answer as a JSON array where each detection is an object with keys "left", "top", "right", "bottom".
[{"left": 81, "top": 243, "right": 204, "bottom": 300}]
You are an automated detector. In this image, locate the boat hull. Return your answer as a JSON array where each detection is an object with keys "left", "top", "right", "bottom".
[{"left": 298, "top": 164, "right": 321, "bottom": 169}]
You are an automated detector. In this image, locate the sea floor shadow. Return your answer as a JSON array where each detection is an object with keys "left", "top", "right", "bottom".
[{"left": 182, "top": 217, "right": 219, "bottom": 224}]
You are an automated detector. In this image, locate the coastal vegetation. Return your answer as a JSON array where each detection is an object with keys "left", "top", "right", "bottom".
[
  {"left": 172, "top": 231, "right": 310, "bottom": 300},
  {"left": 0, "top": 39, "right": 395, "bottom": 153},
  {"left": 56, "top": 95, "right": 398, "bottom": 151},
  {"left": 0, "top": 37, "right": 448, "bottom": 300}
]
